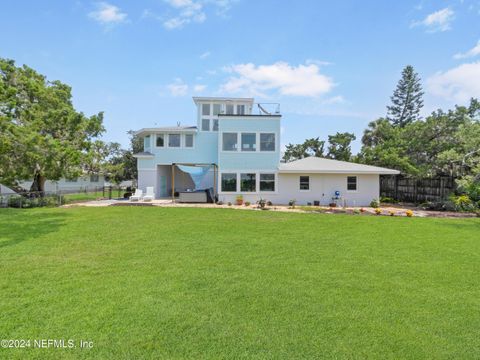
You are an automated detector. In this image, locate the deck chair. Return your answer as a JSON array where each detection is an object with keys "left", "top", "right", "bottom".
[
  {"left": 129, "top": 189, "right": 143, "bottom": 201},
  {"left": 143, "top": 187, "right": 155, "bottom": 201}
]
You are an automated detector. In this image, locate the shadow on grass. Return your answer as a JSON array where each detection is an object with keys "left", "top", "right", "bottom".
[{"left": 0, "top": 209, "right": 69, "bottom": 249}]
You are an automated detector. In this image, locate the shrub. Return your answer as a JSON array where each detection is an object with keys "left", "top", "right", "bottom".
[
  {"left": 216, "top": 201, "right": 224, "bottom": 205},
  {"left": 360, "top": 207, "right": 366, "bottom": 213},
  {"left": 389, "top": 210, "right": 395, "bottom": 216},
  {"left": 406, "top": 210, "right": 414, "bottom": 217},
  {"left": 235, "top": 195, "right": 243, "bottom": 205},
  {"left": 244, "top": 201, "right": 251, "bottom": 206},
  {"left": 227, "top": 202, "right": 232, "bottom": 206},
  {"left": 266, "top": 200, "right": 272, "bottom": 206},
  {"left": 288, "top": 200, "right": 296, "bottom": 208},
  {"left": 257, "top": 198, "right": 267, "bottom": 209},
  {"left": 374, "top": 208, "right": 382, "bottom": 215},
  {"left": 380, "top": 196, "right": 397, "bottom": 204},
  {"left": 370, "top": 199, "right": 380, "bottom": 208},
  {"left": 450, "top": 194, "right": 475, "bottom": 212},
  {"left": 353, "top": 209, "right": 360, "bottom": 214}
]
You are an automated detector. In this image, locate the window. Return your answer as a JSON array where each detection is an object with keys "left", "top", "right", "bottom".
[
  {"left": 213, "top": 104, "right": 222, "bottom": 115},
  {"left": 202, "top": 118, "right": 210, "bottom": 131},
  {"left": 347, "top": 176, "right": 357, "bottom": 191},
  {"left": 156, "top": 134, "right": 164, "bottom": 147},
  {"left": 300, "top": 176, "right": 310, "bottom": 190},
  {"left": 202, "top": 103, "right": 210, "bottom": 116},
  {"left": 90, "top": 174, "right": 99, "bottom": 183},
  {"left": 240, "top": 173, "right": 256, "bottom": 192},
  {"left": 260, "top": 174, "right": 275, "bottom": 192},
  {"left": 168, "top": 134, "right": 181, "bottom": 147},
  {"left": 226, "top": 104, "right": 234, "bottom": 115},
  {"left": 143, "top": 135, "right": 150, "bottom": 150},
  {"left": 241, "top": 133, "right": 256, "bottom": 151},
  {"left": 221, "top": 173, "right": 237, "bottom": 192},
  {"left": 212, "top": 119, "right": 219, "bottom": 131},
  {"left": 185, "top": 134, "right": 193, "bottom": 148},
  {"left": 260, "top": 133, "right": 275, "bottom": 151},
  {"left": 222, "top": 132, "right": 237, "bottom": 151},
  {"left": 237, "top": 104, "right": 245, "bottom": 115}
]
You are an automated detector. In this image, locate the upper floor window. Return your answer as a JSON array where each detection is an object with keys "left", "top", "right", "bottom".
[
  {"left": 213, "top": 104, "right": 222, "bottom": 116},
  {"left": 202, "top": 104, "right": 210, "bottom": 116},
  {"left": 201, "top": 118, "right": 210, "bottom": 131},
  {"left": 168, "top": 134, "right": 181, "bottom": 148},
  {"left": 237, "top": 105, "right": 245, "bottom": 115},
  {"left": 300, "top": 176, "right": 310, "bottom": 190},
  {"left": 185, "top": 134, "right": 194, "bottom": 148},
  {"left": 226, "top": 104, "right": 234, "bottom": 115},
  {"left": 221, "top": 173, "right": 237, "bottom": 192},
  {"left": 347, "top": 176, "right": 357, "bottom": 191},
  {"left": 260, "top": 133, "right": 275, "bottom": 151},
  {"left": 241, "top": 133, "right": 256, "bottom": 151},
  {"left": 212, "top": 119, "right": 219, "bottom": 131},
  {"left": 90, "top": 174, "right": 99, "bottom": 183},
  {"left": 156, "top": 134, "right": 164, "bottom": 147},
  {"left": 222, "top": 132, "right": 237, "bottom": 151},
  {"left": 143, "top": 135, "right": 150, "bottom": 150}
]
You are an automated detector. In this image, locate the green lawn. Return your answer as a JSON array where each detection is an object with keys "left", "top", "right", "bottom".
[
  {"left": 63, "top": 192, "right": 105, "bottom": 203},
  {"left": 0, "top": 207, "right": 479, "bottom": 359}
]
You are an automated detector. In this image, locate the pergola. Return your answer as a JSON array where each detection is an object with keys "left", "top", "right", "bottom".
[{"left": 171, "top": 163, "right": 218, "bottom": 202}]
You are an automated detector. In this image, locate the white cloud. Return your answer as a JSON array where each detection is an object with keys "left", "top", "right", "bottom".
[
  {"left": 454, "top": 40, "right": 480, "bottom": 59},
  {"left": 200, "top": 51, "right": 211, "bottom": 59},
  {"left": 427, "top": 61, "right": 480, "bottom": 103},
  {"left": 193, "top": 84, "right": 207, "bottom": 92},
  {"left": 411, "top": 7, "right": 454, "bottom": 32},
  {"left": 162, "top": 0, "right": 206, "bottom": 29},
  {"left": 89, "top": 2, "right": 127, "bottom": 24},
  {"left": 167, "top": 78, "right": 189, "bottom": 96},
  {"left": 220, "top": 61, "right": 335, "bottom": 98}
]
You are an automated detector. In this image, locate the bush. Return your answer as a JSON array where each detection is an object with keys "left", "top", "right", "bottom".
[
  {"left": 216, "top": 201, "right": 224, "bottom": 205},
  {"left": 288, "top": 200, "right": 296, "bottom": 208},
  {"left": 406, "top": 210, "right": 414, "bottom": 217},
  {"left": 450, "top": 194, "right": 476, "bottom": 212},
  {"left": 380, "top": 196, "right": 397, "bottom": 204},
  {"left": 419, "top": 200, "right": 456, "bottom": 212},
  {"left": 266, "top": 201, "right": 272, "bottom": 206},
  {"left": 227, "top": 202, "right": 232, "bottom": 206},
  {"left": 374, "top": 208, "right": 382, "bottom": 215},
  {"left": 244, "top": 201, "right": 251, "bottom": 206},
  {"left": 370, "top": 199, "right": 380, "bottom": 208}
]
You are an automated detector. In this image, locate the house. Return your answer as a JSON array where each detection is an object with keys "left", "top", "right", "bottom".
[{"left": 134, "top": 97, "right": 399, "bottom": 206}]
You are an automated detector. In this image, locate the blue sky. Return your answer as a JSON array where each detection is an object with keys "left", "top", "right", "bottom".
[{"left": 1, "top": 0, "right": 480, "bottom": 152}]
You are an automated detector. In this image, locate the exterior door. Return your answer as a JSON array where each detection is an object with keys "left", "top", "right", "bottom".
[{"left": 159, "top": 176, "right": 167, "bottom": 197}]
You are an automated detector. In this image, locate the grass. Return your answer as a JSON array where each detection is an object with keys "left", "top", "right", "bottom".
[
  {"left": 0, "top": 207, "right": 479, "bottom": 359},
  {"left": 63, "top": 192, "right": 105, "bottom": 203}
]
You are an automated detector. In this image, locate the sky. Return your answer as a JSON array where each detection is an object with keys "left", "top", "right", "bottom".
[{"left": 1, "top": 0, "right": 480, "bottom": 152}]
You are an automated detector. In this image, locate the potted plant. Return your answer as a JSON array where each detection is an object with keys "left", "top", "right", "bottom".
[
  {"left": 236, "top": 195, "right": 243, "bottom": 205},
  {"left": 329, "top": 197, "right": 337, "bottom": 207},
  {"left": 245, "top": 201, "right": 251, "bottom": 206},
  {"left": 374, "top": 208, "right": 382, "bottom": 215},
  {"left": 288, "top": 199, "right": 296, "bottom": 208},
  {"left": 257, "top": 198, "right": 267, "bottom": 210}
]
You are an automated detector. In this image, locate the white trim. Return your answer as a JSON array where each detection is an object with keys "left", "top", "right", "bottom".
[
  {"left": 299, "top": 175, "right": 310, "bottom": 191},
  {"left": 154, "top": 133, "right": 165, "bottom": 148},
  {"left": 218, "top": 170, "right": 278, "bottom": 195},
  {"left": 220, "top": 131, "right": 277, "bottom": 153},
  {"left": 346, "top": 175, "right": 358, "bottom": 192}
]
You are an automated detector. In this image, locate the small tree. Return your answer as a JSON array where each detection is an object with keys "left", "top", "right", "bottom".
[
  {"left": 387, "top": 65, "right": 424, "bottom": 127},
  {"left": 327, "top": 132, "right": 356, "bottom": 161}
]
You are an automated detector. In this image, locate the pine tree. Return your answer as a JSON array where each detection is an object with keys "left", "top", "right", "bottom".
[{"left": 387, "top": 65, "right": 424, "bottom": 127}]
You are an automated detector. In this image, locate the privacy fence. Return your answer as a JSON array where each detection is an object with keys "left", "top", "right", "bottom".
[
  {"left": 0, "top": 186, "right": 131, "bottom": 208},
  {"left": 380, "top": 175, "right": 455, "bottom": 203}
]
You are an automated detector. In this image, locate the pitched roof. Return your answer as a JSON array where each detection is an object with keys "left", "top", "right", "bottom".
[
  {"left": 278, "top": 157, "right": 400, "bottom": 175},
  {"left": 135, "top": 126, "right": 197, "bottom": 136}
]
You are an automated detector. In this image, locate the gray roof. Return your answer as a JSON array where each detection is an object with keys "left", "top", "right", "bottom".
[
  {"left": 133, "top": 151, "right": 154, "bottom": 158},
  {"left": 278, "top": 157, "right": 400, "bottom": 175},
  {"left": 135, "top": 126, "right": 197, "bottom": 136}
]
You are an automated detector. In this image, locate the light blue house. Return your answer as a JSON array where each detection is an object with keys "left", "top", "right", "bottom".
[{"left": 134, "top": 97, "right": 399, "bottom": 206}]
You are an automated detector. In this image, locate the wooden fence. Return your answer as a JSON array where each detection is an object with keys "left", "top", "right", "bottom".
[{"left": 380, "top": 175, "right": 455, "bottom": 203}]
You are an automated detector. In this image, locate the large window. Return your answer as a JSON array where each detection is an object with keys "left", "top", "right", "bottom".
[
  {"left": 241, "top": 133, "right": 256, "bottom": 151},
  {"left": 202, "top": 103, "right": 210, "bottom": 116},
  {"left": 221, "top": 173, "right": 237, "bottom": 192},
  {"left": 300, "top": 176, "right": 310, "bottom": 190},
  {"left": 260, "top": 174, "right": 275, "bottom": 192},
  {"left": 222, "top": 133, "right": 237, "bottom": 151},
  {"left": 143, "top": 135, "right": 150, "bottom": 150},
  {"left": 156, "top": 134, "right": 164, "bottom": 147},
  {"left": 347, "top": 176, "right": 357, "bottom": 191},
  {"left": 202, "top": 118, "right": 210, "bottom": 131},
  {"left": 237, "top": 104, "right": 245, "bottom": 115},
  {"left": 212, "top": 119, "right": 219, "bottom": 131},
  {"left": 240, "top": 173, "right": 256, "bottom": 192},
  {"left": 185, "top": 134, "right": 194, "bottom": 148},
  {"left": 168, "top": 134, "right": 181, "bottom": 147},
  {"left": 213, "top": 104, "right": 222, "bottom": 115},
  {"left": 226, "top": 104, "right": 234, "bottom": 115},
  {"left": 260, "top": 133, "right": 275, "bottom": 151}
]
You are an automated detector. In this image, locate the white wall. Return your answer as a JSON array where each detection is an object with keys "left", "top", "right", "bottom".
[{"left": 218, "top": 173, "right": 380, "bottom": 206}]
